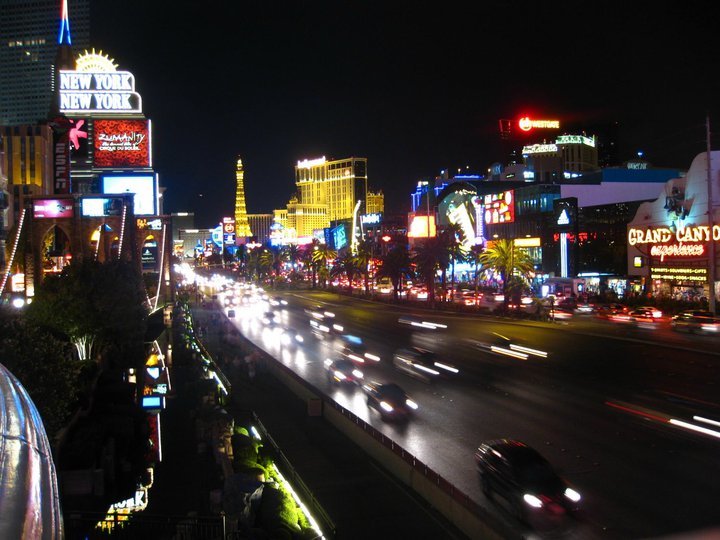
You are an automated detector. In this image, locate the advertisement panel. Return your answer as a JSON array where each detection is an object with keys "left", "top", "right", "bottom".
[
  {"left": 94, "top": 119, "right": 150, "bottom": 168},
  {"left": 51, "top": 124, "right": 71, "bottom": 194},
  {"left": 81, "top": 197, "right": 124, "bottom": 217},
  {"left": 33, "top": 199, "right": 74, "bottom": 219},
  {"left": 102, "top": 175, "right": 157, "bottom": 216},
  {"left": 483, "top": 190, "right": 514, "bottom": 224},
  {"left": 223, "top": 217, "right": 236, "bottom": 245}
]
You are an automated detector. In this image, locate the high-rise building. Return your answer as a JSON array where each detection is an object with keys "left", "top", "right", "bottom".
[
  {"left": 274, "top": 156, "right": 382, "bottom": 243},
  {"left": 233, "top": 157, "right": 252, "bottom": 238},
  {"left": 295, "top": 156, "right": 368, "bottom": 222},
  {"left": 246, "top": 213, "right": 273, "bottom": 244},
  {"left": 0, "top": 0, "right": 90, "bottom": 126}
]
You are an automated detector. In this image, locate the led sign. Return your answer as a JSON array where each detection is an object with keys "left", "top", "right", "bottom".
[
  {"left": 408, "top": 215, "right": 437, "bottom": 238},
  {"left": 33, "top": 199, "right": 74, "bottom": 219},
  {"left": 483, "top": 190, "right": 514, "bottom": 224},
  {"left": 361, "top": 213, "right": 382, "bottom": 225},
  {"left": 102, "top": 175, "right": 157, "bottom": 216},
  {"left": 651, "top": 267, "right": 707, "bottom": 283},
  {"left": 518, "top": 117, "right": 560, "bottom": 132},
  {"left": 513, "top": 237, "right": 541, "bottom": 248},
  {"left": 297, "top": 156, "right": 326, "bottom": 169},
  {"left": 94, "top": 119, "right": 150, "bottom": 168},
  {"left": 556, "top": 135, "right": 595, "bottom": 147},
  {"left": 522, "top": 143, "right": 558, "bottom": 154}
]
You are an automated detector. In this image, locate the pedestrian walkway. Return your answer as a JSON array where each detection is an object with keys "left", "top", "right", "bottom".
[{"left": 189, "top": 302, "right": 470, "bottom": 539}]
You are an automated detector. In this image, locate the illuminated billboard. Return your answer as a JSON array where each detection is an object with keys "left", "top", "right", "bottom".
[
  {"left": 33, "top": 199, "right": 74, "bottom": 219},
  {"left": 102, "top": 175, "right": 157, "bottom": 216},
  {"left": 408, "top": 215, "right": 437, "bottom": 238},
  {"left": 438, "top": 188, "right": 481, "bottom": 250},
  {"left": 94, "top": 119, "right": 151, "bottom": 168},
  {"left": 483, "top": 191, "right": 515, "bottom": 224},
  {"left": 81, "top": 197, "right": 124, "bottom": 217},
  {"left": 331, "top": 223, "right": 347, "bottom": 250},
  {"left": 58, "top": 51, "right": 143, "bottom": 115}
]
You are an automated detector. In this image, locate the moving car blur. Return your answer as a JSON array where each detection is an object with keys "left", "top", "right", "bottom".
[
  {"left": 363, "top": 382, "right": 418, "bottom": 421},
  {"left": 324, "top": 359, "right": 364, "bottom": 385},
  {"left": 474, "top": 439, "right": 581, "bottom": 527},
  {"left": 392, "top": 347, "right": 459, "bottom": 382},
  {"left": 670, "top": 310, "right": 720, "bottom": 335}
]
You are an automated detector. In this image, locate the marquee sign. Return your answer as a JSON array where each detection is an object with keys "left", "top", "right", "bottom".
[{"left": 58, "top": 51, "right": 142, "bottom": 115}]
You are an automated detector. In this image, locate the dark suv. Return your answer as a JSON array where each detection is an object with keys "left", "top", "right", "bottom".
[{"left": 474, "top": 439, "right": 581, "bottom": 524}]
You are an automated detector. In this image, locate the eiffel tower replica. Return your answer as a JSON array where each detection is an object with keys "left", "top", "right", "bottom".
[{"left": 234, "top": 157, "right": 253, "bottom": 238}]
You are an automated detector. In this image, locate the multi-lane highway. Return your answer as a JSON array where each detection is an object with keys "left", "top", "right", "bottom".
[{"left": 213, "top": 284, "right": 720, "bottom": 539}]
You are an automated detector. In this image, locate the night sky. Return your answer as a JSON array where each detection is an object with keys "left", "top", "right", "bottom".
[{"left": 89, "top": 2, "right": 720, "bottom": 228}]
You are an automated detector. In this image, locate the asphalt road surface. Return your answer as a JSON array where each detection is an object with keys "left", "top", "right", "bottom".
[{"left": 213, "top": 286, "right": 720, "bottom": 540}]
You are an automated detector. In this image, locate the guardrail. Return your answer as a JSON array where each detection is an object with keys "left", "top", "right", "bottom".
[{"left": 251, "top": 412, "right": 337, "bottom": 538}]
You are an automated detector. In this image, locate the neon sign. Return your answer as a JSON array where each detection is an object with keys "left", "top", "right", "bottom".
[
  {"left": 522, "top": 143, "right": 558, "bottom": 154},
  {"left": 59, "top": 52, "right": 142, "bottom": 114},
  {"left": 518, "top": 117, "right": 560, "bottom": 132},
  {"left": 556, "top": 135, "right": 595, "bottom": 147},
  {"left": 650, "top": 243, "right": 704, "bottom": 261},
  {"left": 628, "top": 225, "right": 720, "bottom": 246}
]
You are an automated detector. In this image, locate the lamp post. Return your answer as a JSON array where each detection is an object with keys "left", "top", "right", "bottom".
[{"left": 706, "top": 116, "right": 716, "bottom": 314}]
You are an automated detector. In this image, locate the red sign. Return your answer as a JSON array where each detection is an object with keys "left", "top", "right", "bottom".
[
  {"left": 145, "top": 414, "right": 162, "bottom": 464},
  {"left": 483, "top": 190, "right": 515, "bottom": 224},
  {"left": 94, "top": 119, "right": 150, "bottom": 168},
  {"left": 33, "top": 199, "right": 74, "bottom": 219}
]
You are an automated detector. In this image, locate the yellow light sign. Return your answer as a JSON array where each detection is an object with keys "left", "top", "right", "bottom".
[
  {"left": 408, "top": 215, "right": 436, "bottom": 238},
  {"left": 513, "top": 237, "right": 541, "bottom": 247},
  {"left": 651, "top": 267, "right": 707, "bottom": 282},
  {"left": 628, "top": 224, "right": 720, "bottom": 246}
]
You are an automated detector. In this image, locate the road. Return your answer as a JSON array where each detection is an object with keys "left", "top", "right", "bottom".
[{"left": 215, "top": 286, "right": 720, "bottom": 539}]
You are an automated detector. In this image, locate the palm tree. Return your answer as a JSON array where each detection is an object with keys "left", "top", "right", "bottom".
[
  {"left": 330, "top": 252, "right": 360, "bottom": 292},
  {"left": 300, "top": 241, "right": 319, "bottom": 287},
  {"left": 412, "top": 237, "right": 450, "bottom": 306},
  {"left": 353, "top": 240, "right": 373, "bottom": 294},
  {"left": 377, "top": 244, "right": 412, "bottom": 301},
  {"left": 440, "top": 223, "right": 467, "bottom": 302},
  {"left": 468, "top": 244, "right": 485, "bottom": 305},
  {"left": 479, "top": 239, "right": 534, "bottom": 307},
  {"left": 257, "top": 248, "right": 275, "bottom": 282},
  {"left": 312, "top": 243, "right": 337, "bottom": 288}
]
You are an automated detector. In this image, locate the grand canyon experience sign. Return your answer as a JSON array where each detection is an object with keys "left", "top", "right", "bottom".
[{"left": 628, "top": 224, "right": 720, "bottom": 261}]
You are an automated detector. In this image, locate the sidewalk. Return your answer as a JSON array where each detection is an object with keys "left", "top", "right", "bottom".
[{"left": 189, "top": 303, "right": 470, "bottom": 539}]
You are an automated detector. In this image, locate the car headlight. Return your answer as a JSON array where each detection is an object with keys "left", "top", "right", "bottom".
[
  {"left": 564, "top": 487, "right": 581, "bottom": 503},
  {"left": 352, "top": 369, "right": 364, "bottom": 379},
  {"left": 405, "top": 399, "right": 419, "bottom": 410},
  {"left": 333, "top": 370, "right": 347, "bottom": 380},
  {"left": 380, "top": 401, "right": 394, "bottom": 412},
  {"left": 523, "top": 494, "right": 543, "bottom": 508}
]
